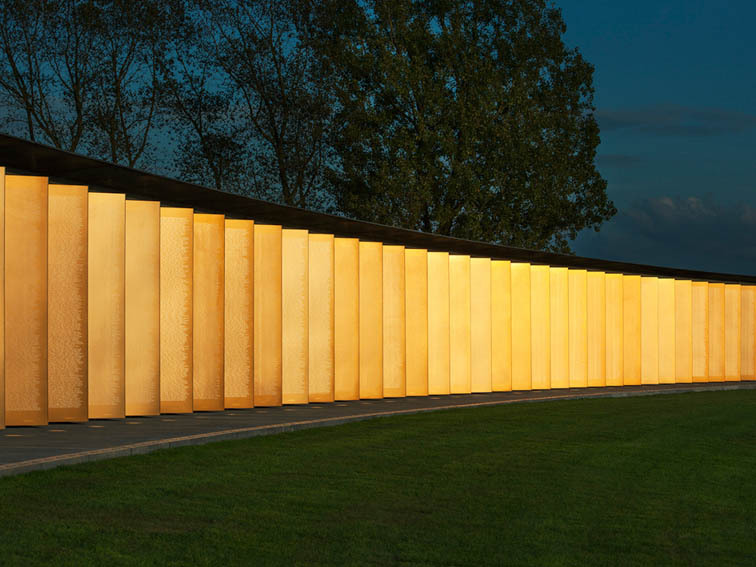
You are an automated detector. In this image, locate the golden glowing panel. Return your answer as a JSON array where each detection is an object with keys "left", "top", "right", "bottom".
[
  {"left": 691, "top": 282, "right": 709, "bottom": 382},
  {"left": 587, "top": 271, "right": 606, "bottom": 387},
  {"left": 550, "top": 267, "right": 569, "bottom": 389},
  {"left": 449, "top": 255, "right": 471, "bottom": 394},
  {"left": 675, "top": 280, "right": 693, "bottom": 383},
  {"left": 193, "top": 214, "right": 225, "bottom": 411},
  {"left": 623, "top": 275, "right": 641, "bottom": 385},
  {"left": 160, "top": 208, "right": 193, "bottom": 413},
  {"left": 568, "top": 269, "right": 588, "bottom": 388},
  {"left": 530, "top": 265, "right": 550, "bottom": 390},
  {"left": 334, "top": 238, "right": 359, "bottom": 400},
  {"left": 308, "top": 233, "right": 335, "bottom": 403},
  {"left": 640, "top": 277, "right": 659, "bottom": 385},
  {"left": 383, "top": 245, "right": 406, "bottom": 397},
  {"left": 470, "top": 258, "right": 492, "bottom": 393},
  {"left": 428, "top": 252, "right": 451, "bottom": 395},
  {"left": 605, "top": 274, "right": 623, "bottom": 386},
  {"left": 125, "top": 200, "right": 160, "bottom": 416},
  {"left": 224, "top": 219, "right": 254, "bottom": 408},
  {"left": 708, "top": 283, "right": 724, "bottom": 382},
  {"left": 359, "top": 241, "right": 383, "bottom": 399},
  {"left": 88, "top": 192, "right": 125, "bottom": 419},
  {"left": 741, "top": 286, "right": 755, "bottom": 379},
  {"left": 254, "top": 224, "right": 283, "bottom": 406},
  {"left": 282, "top": 229, "right": 309, "bottom": 404},
  {"left": 405, "top": 249, "right": 428, "bottom": 396},
  {"left": 491, "top": 260, "right": 512, "bottom": 391},
  {"left": 511, "top": 263, "right": 531, "bottom": 390},
  {"left": 0, "top": 169, "right": 3, "bottom": 429},
  {"left": 657, "top": 279, "right": 676, "bottom": 384},
  {"left": 48, "top": 185, "right": 88, "bottom": 422},
  {"left": 5, "top": 176, "right": 47, "bottom": 426},
  {"left": 724, "top": 284, "right": 741, "bottom": 381}
]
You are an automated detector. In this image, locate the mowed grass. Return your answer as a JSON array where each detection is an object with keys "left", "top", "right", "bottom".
[{"left": 1, "top": 390, "right": 756, "bottom": 566}]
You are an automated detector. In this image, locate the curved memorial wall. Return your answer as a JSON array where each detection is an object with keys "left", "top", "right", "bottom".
[{"left": 0, "top": 134, "right": 754, "bottom": 427}]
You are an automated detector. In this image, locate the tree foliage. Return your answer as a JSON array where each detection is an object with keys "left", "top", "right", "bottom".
[
  {"left": 0, "top": 0, "right": 615, "bottom": 250},
  {"left": 309, "top": 0, "right": 614, "bottom": 251}
]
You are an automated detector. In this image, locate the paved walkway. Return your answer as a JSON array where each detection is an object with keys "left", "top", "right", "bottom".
[{"left": 2, "top": 381, "right": 754, "bottom": 477}]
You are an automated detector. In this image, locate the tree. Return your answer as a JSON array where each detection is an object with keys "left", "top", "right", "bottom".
[
  {"left": 195, "top": 0, "right": 337, "bottom": 207},
  {"left": 0, "top": 0, "right": 99, "bottom": 151},
  {"left": 310, "top": 0, "right": 615, "bottom": 252},
  {"left": 87, "top": 0, "right": 175, "bottom": 168}
]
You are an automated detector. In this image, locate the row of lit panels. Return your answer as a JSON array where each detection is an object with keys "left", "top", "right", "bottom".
[{"left": 0, "top": 174, "right": 753, "bottom": 427}]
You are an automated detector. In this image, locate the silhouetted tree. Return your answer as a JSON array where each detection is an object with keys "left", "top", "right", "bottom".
[{"left": 308, "top": 0, "right": 615, "bottom": 251}]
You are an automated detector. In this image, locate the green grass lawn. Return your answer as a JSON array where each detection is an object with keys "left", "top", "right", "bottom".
[{"left": 1, "top": 390, "right": 755, "bottom": 566}]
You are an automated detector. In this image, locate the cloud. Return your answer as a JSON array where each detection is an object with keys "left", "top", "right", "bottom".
[
  {"left": 573, "top": 194, "right": 756, "bottom": 275},
  {"left": 596, "top": 105, "right": 756, "bottom": 137}
]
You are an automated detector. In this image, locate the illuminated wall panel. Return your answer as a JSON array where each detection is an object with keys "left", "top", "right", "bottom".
[
  {"left": 405, "top": 249, "right": 428, "bottom": 396},
  {"left": 587, "top": 271, "right": 606, "bottom": 387},
  {"left": 0, "top": 170, "right": 3, "bottom": 428},
  {"left": 605, "top": 274, "right": 623, "bottom": 386},
  {"left": 5, "top": 176, "right": 47, "bottom": 426},
  {"left": 569, "top": 269, "right": 588, "bottom": 388},
  {"left": 675, "top": 280, "right": 693, "bottom": 383},
  {"left": 193, "top": 214, "right": 225, "bottom": 411},
  {"left": 470, "top": 258, "right": 492, "bottom": 393},
  {"left": 88, "top": 192, "right": 125, "bottom": 419},
  {"left": 48, "top": 185, "right": 88, "bottom": 422},
  {"left": 550, "top": 267, "right": 569, "bottom": 389},
  {"left": 708, "top": 283, "right": 724, "bottom": 382},
  {"left": 741, "top": 286, "right": 755, "bottom": 379},
  {"left": 428, "top": 252, "right": 451, "bottom": 395},
  {"left": 530, "top": 265, "right": 550, "bottom": 390},
  {"left": 334, "top": 238, "right": 359, "bottom": 400},
  {"left": 491, "top": 260, "right": 512, "bottom": 391},
  {"left": 224, "top": 219, "right": 254, "bottom": 408},
  {"left": 125, "top": 200, "right": 160, "bottom": 416},
  {"left": 254, "top": 224, "right": 283, "bottom": 406},
  {"left": 160, "top": 208, "right": 193, "bottom": 413},
  {"left": 640, "top": 277, "right": 659, "bottom": 385},
  {"left": 383, "top": 245, "right": 406, "bottom": 397},
  {"left": 724, "top": 284, "right": 741, "bottom": 381},
  {"left": 449, "top": 255, "right": 471, "bottom": 394},
  {"left": 359, "top": 242, "right": 383, "bottom": 399},
  {"left": 511, "top": 263, "right": 531, "bottom": 390},
  {"left": 623, "top": 275, "right": 641, "bottom": 385},
  {"left": 308, "top": 233, "right": 335, "bottom": 403},
  {"left": 691, "top": 282, "right": 708, "bottom": 382},
  {"left": 658, "top": 278, "right": 676, "bottom": 384},
  {"left": 282, "top": 229, "right": 309, "bottom": 404}
]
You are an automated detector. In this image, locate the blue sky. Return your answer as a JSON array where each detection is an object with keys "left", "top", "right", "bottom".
[{"left": 558, "top": 1, "right": 756, "bottom": 274}]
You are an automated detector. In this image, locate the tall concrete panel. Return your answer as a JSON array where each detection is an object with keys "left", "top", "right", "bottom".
[
  {"left": 491, "top": 260, "right": 512, "bottom": 392},
  {"left": 160, "top": 208, "right": 193, "bottom": 413},
  {"left": 48, "top": 185, "right": 88, "bottom": 422},
  {"left": 383, "top": 245, "right": 406, "bottom": 398},
  {"left": 125, "top": 200, "right": 160, "bottom": 416},
  {"left": 405, "top": 249, "right": 428, "bottom": 396},
  {"left": 193, "top": 214, "right": 225, "bottom": 411},
  {"left": 471, "top": 258, "right": 492, "bottom": 393},
  {"left": 254, "top": 224, "right": 283, "bottom": 406},
  {"left": 308, "top": 233, "right": 335, "bottom": 403},
  {"left": 282, "top": 229, "right": 309, "bottom": 404},
  {"left": 224, "top": 219, "right": 254, "bottom": 408},
  {"left": 5, "top": 176, "right": 47, "bottom": 426},
  {"left": 550, "top": 267, "right": 569, "bottom": 389},
  {"left": 88, "top": 192, "right": 125, "bottom": 419}
]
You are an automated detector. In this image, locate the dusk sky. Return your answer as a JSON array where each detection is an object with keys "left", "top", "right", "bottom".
[{"left": 558, "top": 1, "right": 756, "bottom": 275}]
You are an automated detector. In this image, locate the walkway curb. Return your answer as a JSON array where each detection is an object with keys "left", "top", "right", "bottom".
[{"left": 2, "top": 382, "right": 754, "bottom": 478}]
